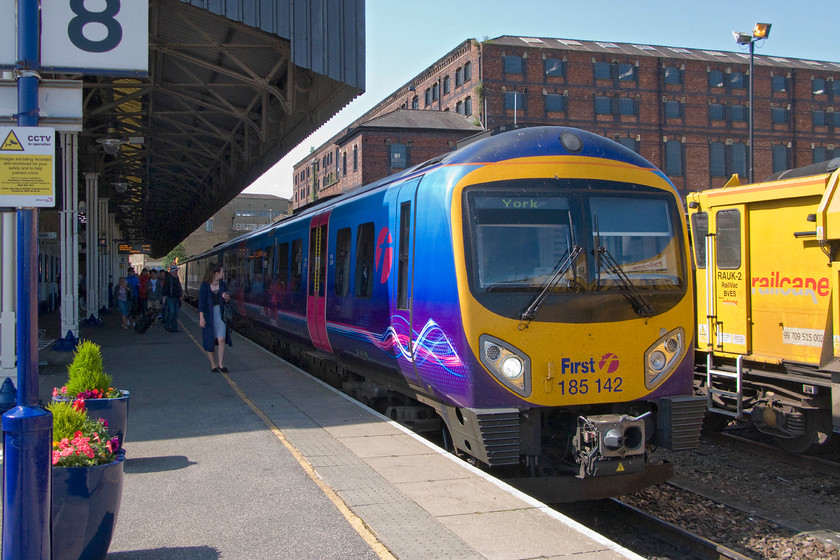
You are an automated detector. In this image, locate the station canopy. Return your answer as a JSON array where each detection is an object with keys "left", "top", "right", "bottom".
[{"left": 73, "top": 0, "right": 364, "bottom": 257}]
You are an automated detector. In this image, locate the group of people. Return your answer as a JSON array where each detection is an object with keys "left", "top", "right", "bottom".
[
  {"left": 113, "top": 262, "right": 233, "bottom": 373},
  {"left": 114, "top": 264, "right": 184, "bottom": 332}
]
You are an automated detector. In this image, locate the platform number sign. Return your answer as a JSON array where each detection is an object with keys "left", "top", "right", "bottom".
[{"left": 41, "top": 0, "right": 149, "bottom": 75}]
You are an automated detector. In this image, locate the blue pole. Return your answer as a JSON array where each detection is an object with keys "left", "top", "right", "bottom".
[{"left": 2, "top": 0, "right": 52, "bottom": 558}]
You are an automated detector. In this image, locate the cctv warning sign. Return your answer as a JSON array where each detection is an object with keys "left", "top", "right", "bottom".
[{"left": 0, "top": 127, "right": 55, "bottom": 207}]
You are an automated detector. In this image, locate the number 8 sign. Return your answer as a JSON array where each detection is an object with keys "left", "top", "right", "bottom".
[{"left": 41, "top": 0, "right": 148, "bottom": 75}]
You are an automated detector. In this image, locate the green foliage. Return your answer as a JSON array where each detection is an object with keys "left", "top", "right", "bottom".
[
  {"left": 49, "top": 401, "right": 88, "bottom": 441},
  {"left": 162, "top": 242, "right": 186, "bottom": 269},
  {"left": 65, "top": 340, "right": 113, "bottom": 395}
]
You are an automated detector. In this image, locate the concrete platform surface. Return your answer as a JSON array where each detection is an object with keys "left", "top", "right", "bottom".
[{"left": 2, "top": 306, "right": 644, "bottom": 560}]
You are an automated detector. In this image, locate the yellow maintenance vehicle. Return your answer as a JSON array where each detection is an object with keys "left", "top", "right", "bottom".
[{"left": 687, "top": 159, "right": 840, "bottom": 452}]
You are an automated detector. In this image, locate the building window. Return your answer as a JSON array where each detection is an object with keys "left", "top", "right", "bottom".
[
  {"left": 771, "top": 75, "right": 787, "bottom": 92},
  {"left": 443, "top": 76, "right": 450, "bottom": 95},
  {"left": 594, "top": 61, "right": 611, "bottom": 80},
  {"left": 618, "top": 63, "right": 636, "bottom": 82},
  {"left": 390, "top": 142, "right": 407, "bottom": 169},
  {"left": 504, "top": 55, "right": 523, "bottom": 75},
  {"left": 353, "top": 145, "right": 358, "bottom": 171},
  {"left": 709, "top": 141, "right": 747, "bottom": 179},
  {"left": 618, "top": 97, "right": 636, "bottom": 115},
  {"left": 464, "top": 61, "right": 471, "bottom": 81},
  {"left": 424, "top": 88, "right": 431, "bottom": 106},
  {"left": 833, "top": 80, "right": 840, "bottom": 96},
  {"left": 505, "top": 91, "right": 524, "bottom": 110},
  {"left": 710, "top": 142, "right": 725, "bottom": 177},
  {"left": 545, "top": 93, "right": 565, "bottom": 112},
  {"left": 664, "top": 66, "right": 683, "bottom": 85},
  {"left": 665, "top": 100, "right": 683, "bottom": 118},
  {"left": 464, "top": 96, "right": 472, "bottom": 116},
  {"left": 456, "top": 101, "right": 463, "bottom": 114},
  {"left": 814, "top": 146, "right": 828, "bottom": 163},
  {"left": 595, "top": 96, "right": 611, "bottom": 114},
  {"left": 544, "top": 58, "right": 565, "bottom": 78},
  {"left": 772, "top": 107, "right": 789, "bottom": 124},
  {"left": 411, "top": 96, "right": 418, "bottom": 110},
  {"left": 709, "top": 70, "right": 725, "bottom": 89},
  {"left": 728, "top": 105, "right": 748, "bottom": 122},
  {"left": 772, "top": 145, "right": 789, "bottom": 173},
  {"left": 342, "top": 152, "right": 347, "bottom": 176},
  {"left": 205, "top": 219, "right": 213, "bottom": 232},
  {"left": 813, "top": 78, "right": 827, "bottom": 95},
  {"left": 730, "top": 71, "right": 746, "bottom": 89},
  {"left": 432, "top": 83, "right": 439, "bottom": 101},
  {"left": 664, "top": 139, "right": 683, "bottom": 176},
  {"left": 709, "top": 103, "right": 725, "bottom": 121},
  {"left": 617, "top": 137, "right": 638, "bottom": 153},
  {"left": 455, "top": 67, "right": 463, "bottom": 87}
]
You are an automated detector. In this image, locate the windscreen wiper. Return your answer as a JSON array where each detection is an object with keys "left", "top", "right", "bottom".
[
  {"left": 597, "top": 247, "right": 655, "bottom": 318},
  {"left": 519, "top": 245, "right": 583, "bottom": 330}
]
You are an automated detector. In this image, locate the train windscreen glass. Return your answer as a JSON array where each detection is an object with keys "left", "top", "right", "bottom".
[{"left": 465, "top": 182, "right": 686, "bottom": 321}]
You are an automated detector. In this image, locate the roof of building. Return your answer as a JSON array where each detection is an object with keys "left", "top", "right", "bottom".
[
  {"left": 235, "top": 193, "right": 288, "bottom": 201},
  {"left": 489, "top": 35, "right": 840, "bottom": 70},
  {"left": 354, "top": 108, "right": 482, "bottom": 132}
]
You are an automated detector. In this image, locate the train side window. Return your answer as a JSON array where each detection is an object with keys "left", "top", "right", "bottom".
[
  {"left": 355, "top": 222, "right": 374, "bottom": 298},
  {"left": 715, "top": 209, "right": 741, "bottom": 270},
  {"left": 277, "top": 242, "right": 289, "bottom": 291},
  {"left": 397, "top": 202, "right": 411, "bottom": 310},
  {"left": 335, "top": 228, "right": 352, "bottom": 297},
  {"left": 291, "top": 239, "right": 303, "bottom": 292},
  {"left": 690, "top": 212, "right": 708, "bottom": 269}
]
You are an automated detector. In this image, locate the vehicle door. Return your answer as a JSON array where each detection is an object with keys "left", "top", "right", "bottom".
[
  {"left": 709, "top": 205, "right": 750, "bottom": 355},
  {"left": 307, "top": 211, "right": 332, "bottom": 352}
]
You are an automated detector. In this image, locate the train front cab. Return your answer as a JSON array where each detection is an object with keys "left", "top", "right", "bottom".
[{"left": 688, "top": 167, "right": 840, "bottom": 452}]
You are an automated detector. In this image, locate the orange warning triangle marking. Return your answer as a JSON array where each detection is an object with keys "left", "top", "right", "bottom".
[{"left": 1, "top": 130, "right": 24, "bottom": 151}]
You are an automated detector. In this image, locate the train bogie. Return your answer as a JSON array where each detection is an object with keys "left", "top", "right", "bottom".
[{"left": 186, "top": 126, "right": 704, "bottom": 499}]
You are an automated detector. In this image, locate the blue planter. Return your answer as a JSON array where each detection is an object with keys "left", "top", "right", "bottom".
[
  {"left": 54, "top": 391, "right": 129, "bottom": 450},
  {"left": 51, "top": 451, "right": 126, "bottom": 560}
]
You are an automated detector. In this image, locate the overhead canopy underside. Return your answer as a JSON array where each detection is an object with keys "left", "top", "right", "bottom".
[{"left": 70, "top": 0, "right": 364, "bottom": 257}]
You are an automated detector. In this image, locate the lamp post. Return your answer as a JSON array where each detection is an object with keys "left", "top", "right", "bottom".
[{"left": 734, "top": 22, "right": 772, "bottom": 184}]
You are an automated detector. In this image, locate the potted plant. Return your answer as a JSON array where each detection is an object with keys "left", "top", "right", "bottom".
[
  {"left": 53, "top": 340, "right": 129, "bottom": 449},
  {"left": 49, "top": 400, "right": 125, "bottom": 560}
]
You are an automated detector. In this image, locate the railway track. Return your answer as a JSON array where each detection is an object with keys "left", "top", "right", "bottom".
[{"left": 555, "top": 497, "right": 753, "bottom": 560}]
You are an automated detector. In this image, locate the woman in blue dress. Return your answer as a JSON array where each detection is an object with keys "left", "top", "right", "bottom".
[{"left": 198, "top": 263, "right": 232, "bottom": 372}]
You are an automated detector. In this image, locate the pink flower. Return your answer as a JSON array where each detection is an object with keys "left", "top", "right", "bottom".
[
  {"left": 52, "top": 451, "right": 60, "bottom": 465},
  {"left": 52, "top": 387, "right": 58, "bottom": 397},
  {"left": 59, "top": 447, "right": 74, "bottom": 458},
  {"left": 72, "top": 400, "right": 85, "bottom": 412}
]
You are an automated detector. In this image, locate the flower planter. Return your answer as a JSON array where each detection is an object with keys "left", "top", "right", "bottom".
[
  {"left": 53, "top": 391, "right": 129, "bottom": 450},
  {"left": 52, "top": 451, "right": 126, "bottom": 560}
]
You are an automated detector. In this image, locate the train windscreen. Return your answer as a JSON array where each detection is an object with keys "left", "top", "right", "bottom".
[{"left": 463, "top": 179, "right": 687, "bottom": 322}]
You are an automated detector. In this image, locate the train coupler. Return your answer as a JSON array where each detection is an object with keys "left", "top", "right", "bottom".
[{"left": 574, "top": 413, "right": 648, "bottom": 478}]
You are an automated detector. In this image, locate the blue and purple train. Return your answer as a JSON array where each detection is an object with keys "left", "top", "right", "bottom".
[{"left": 184, "top": 126, "right": 705, "bottom": 500}]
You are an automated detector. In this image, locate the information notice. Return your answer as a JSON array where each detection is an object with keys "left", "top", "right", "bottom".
[{"left": 0, "top": 127, "right": 55, "bottom": 207}]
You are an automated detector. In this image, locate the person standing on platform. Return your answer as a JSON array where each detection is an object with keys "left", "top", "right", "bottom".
[
  {"left": 137, "top": 268, "right": 150, "bottom": 315},
  {"left": 126, "top": 267, "right": 140, "bottom": 322},
  {"left": 198, "top": 263, "right": 232, "bottom": 372},
  {"left": 162, "top": 264, "right": 183, "bottom": 332},
  {"left": 115, "top": 277, "right": 133, "bottom": 330},
  {"left": 147, "top": 268, "right": 162, "bottom": 312}
]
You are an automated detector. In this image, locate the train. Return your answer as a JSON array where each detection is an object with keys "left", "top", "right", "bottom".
[
  {"left": 688, "top": 160, "right": 840, "bottom": 453},
  {"left": 184, "top": 125, "right": 705, "bottom": 500}
]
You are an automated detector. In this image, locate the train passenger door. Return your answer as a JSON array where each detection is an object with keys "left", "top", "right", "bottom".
[
  {"left": 709, "top": 205, "right": 750, "bottom": 355},
  {"left": 394, "top": 179, "right": 420, "bottom": 373},
  {"left": 307, "top": 211, "right": 333, "bottom": 352}
]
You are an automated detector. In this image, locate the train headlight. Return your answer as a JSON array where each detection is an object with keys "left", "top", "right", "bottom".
[
  {"left": 479, "top": 334, "right": 531, "bottom": 396},
  {"left": 643, "top": 327, "right": 686, "bottom": 389}
]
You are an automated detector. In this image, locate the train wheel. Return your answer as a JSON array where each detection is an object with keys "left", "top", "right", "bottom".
[{"left": 775, "top": 411, "right": 833, "bottom": 454}]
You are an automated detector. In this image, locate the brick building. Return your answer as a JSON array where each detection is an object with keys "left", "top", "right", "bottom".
[
  {"left": 293, "top": 109, "right": 481, "bottom": 208},
  {"left": 295, "top": 36, "right": 840, "bottom": 207},
  {"left": 182, "top": 193, "right": 289, "bottom": 258}
]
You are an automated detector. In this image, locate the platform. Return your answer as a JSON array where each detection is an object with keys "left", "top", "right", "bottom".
[{"left": 9, "top": 307, "right": 644, "bottom": 559}]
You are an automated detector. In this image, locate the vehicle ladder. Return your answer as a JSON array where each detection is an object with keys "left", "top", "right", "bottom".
[{"left": 706, "top": 353, "right": 744, "bottom": 420}]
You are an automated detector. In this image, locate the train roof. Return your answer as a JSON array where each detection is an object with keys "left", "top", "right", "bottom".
[{"left": 187, "top": 126, "right": 670, "bottom": 261}]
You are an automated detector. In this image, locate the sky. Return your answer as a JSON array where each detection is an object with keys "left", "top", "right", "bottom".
[{"left": 244, "top": 0, "right": 840, "bottom": 200}]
